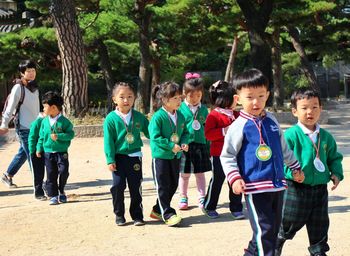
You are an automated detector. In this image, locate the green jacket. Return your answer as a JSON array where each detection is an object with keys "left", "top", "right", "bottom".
[
  {"left": 149, "top": 108, "right": 190, "bottom": 159},
  {"left": 284, "top": 125, "right": 343, "bottom": 185},
  {"left": 37, "top": 115, "right": 74, "bottom": 153},
  {"left": 178, "top": 102, "right": 208, "bottom": 144},
  {"left": 103, "top": 109, "right": 149, "bottom": 164},
  {"left": 28, "top": 116, "right": 43, "bottom": 155}
]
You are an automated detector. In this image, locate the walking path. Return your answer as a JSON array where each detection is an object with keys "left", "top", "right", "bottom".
[{"left": 0, "top": 103, "right": 349, "bottom": 256}]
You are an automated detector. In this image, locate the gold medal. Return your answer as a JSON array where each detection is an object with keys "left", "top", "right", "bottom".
[
  {"left": 256, "top": 144, "right": 272, "bottom": 161},
  {"left": 170, "top": 133, "right": 180, "bottom": 144},
  {"left": 192, "top": 120, "right": 201, "bottom": 130},
  {"left": 125, "top": 132, "right": 135, "bottom": 144},
  {"left": 313, "top": 157, "right": 325, "bottom": 172}
]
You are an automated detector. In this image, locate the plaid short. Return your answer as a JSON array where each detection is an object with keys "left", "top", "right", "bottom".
[{"left": 180, "top": 142, "right": 211, "bottom": 173}]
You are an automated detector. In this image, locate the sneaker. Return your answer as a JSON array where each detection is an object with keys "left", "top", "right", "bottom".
[
  {"left": 59, "top": 194, "right": 67, "bottom": 203},
  {"left": 178, "top": 196, "right": 188, "bottom": 210},
  {"left": 1, "top": 173, "right": 17, "bottom": 188},
  {"left": 49, "top": 196, "right": 59, "bottom": 205},
  {"left": 116, "top": 217, "right": 126, "bottom": 226},
  {"left": 231, "top": 211, "right": 245, "bottom": 220},
  {"left": 149, "top": 210, "right": 162, "bottom": 220},
  {"left": 202, "top": 208, "right": 219, "bottom": 219},
  {"left": 198, "top": 197, "right": 205, "bottom": 209},
  {"left": 35, "top": 195, "right": 47, "bottom": 201},
  {"left": 134, "top": 219, "right": 145, "bottom": 226},
  {"left": 165, "top": 215, "right": 182, "bottom": 227}
]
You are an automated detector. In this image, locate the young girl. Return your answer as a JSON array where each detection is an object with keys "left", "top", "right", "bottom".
[
  {"left": 177, "top": 72, "right": 211, "bottom": 210},
  {"left": 103, "top": 82, "right": 150, "bottom": 226},
  {"left": 148, "top": 81, "right": 190, "bottom": 227},
  {"left": 202, "top": 80, "right": 244, "bottom": 219}
]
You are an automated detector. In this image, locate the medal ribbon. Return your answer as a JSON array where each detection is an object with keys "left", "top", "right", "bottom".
[
  {"left": 307, "top": 133, "right": 321, "bottom": 158},
  {"left": 117, "top": 110, "right": 134, "bottom": 134},
  {"left": 166, "top": 110, "right": 177, "bottom": 134},
  {"left": 252, "top": 119, "right": 266, "bottom": 145}
]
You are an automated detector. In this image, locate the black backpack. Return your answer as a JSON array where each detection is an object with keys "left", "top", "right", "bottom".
[{"left": 2, "top": 84, "right": 25, "bottom": 128}]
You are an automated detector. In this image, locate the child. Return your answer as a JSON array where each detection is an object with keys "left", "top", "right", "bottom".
[
  {"left": 220, "top": 68, "right": 303, "bottom": 256},
  {"left": 28, "top": 112, "right": 46, "bottom": 200},
  {"left": 275, "top": 88, "right": 343, "bottom": 256},
  {"left": 177, "top": 72, "right": 211, "bottom": 210},
  {"left": 202, "top": 80, "right": 243, "bottom": 219},
  {"left": 36, "top": 91, "right": 74, "bottom": 205},
  {"left": 1, "top": 60, "right": 40, "bottom": 188},
  {"left": 148, "top": 81, "right": 190, "bottom": 227},
  {"left": 103, "top": 82, "right": 150, "bottom": 226}
]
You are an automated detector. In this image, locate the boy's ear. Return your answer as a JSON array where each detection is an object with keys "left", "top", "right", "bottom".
[
  {"left": 266, "top": 91, "right": 270, "bottom": 99},
  {"left": 291, "top": 107, "right": 298, "bottom": 117},
  {"left": 235, "top": 94, "right": 241, "bottom": 105}
]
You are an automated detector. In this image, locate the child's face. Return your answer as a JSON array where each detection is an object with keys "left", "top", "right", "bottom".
[
  {"left": 43, "top": 103, "right": 59, "bottom": 117},
  {"left": 21, "top": 68, "right": 36, "bottom": 81},
  {"left": 292, "top": 96, "right": 322, "bottom": 131},
  {"left": 237, "top": 86, "right": 269, "bottom": 116},
  {"left": 185, "top": 90, "right": 202, "bottom": 106},
  {"left": 163, "top": 93, "right": 182, "bottom": 112},
  {"left": 113, "top": 87, "right": 135, "bottom": 114}
]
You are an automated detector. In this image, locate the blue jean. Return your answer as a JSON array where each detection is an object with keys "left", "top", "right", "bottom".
[{"left": 6, "top": 129, "right": 32, "bottom": 177}]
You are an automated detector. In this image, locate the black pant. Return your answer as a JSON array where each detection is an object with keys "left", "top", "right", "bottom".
[
  {"left": 244, "top": 191, "right": 284, "bottom": 256},
  {"left": 44, "top": 152, "right": 69, "bottom": 197},
  {"left": 110, "top": 154, "right": 143, "bottom": 221},
  {"left": 152, "top": 158, "right": 180, "bottom": 221},
  {"left": 31, "top": 154, "right": 45, "bottom": 196},
  {"left": 204, "top": 156, "right": 243, "bottom": 212}
]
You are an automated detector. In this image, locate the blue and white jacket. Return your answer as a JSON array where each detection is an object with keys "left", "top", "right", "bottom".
[{"left": 220, "top": 111, "right": 300, "bottom": 194}]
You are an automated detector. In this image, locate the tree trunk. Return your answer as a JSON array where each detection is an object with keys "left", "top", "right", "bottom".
[
  {"left": 271, "top": 27, "right": 283, "bottom": 109},
  {"left": 49, "top": 0, "right": 88, "bottom": 117},
  {"left": 96, "top": 38, "right": 115, "bottom": 112},
  {"left": 236, "top": 0, "right": 273, "bottom": 104},
  {"left": 286, "top": 26, "right": 319, "bottom": 91},
  {"left": 134, "top": 1, "right": 152, "bottom": 113},
  {"left": 224, "top": 36, "right": 239, "bottom": 82}
]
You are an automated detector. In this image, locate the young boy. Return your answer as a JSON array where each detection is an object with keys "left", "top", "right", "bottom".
[
  {"left": 28, "top": 113, "right": 46, "bottom": 200},
  {"left": 36, "top": 91, "right": 74, "bottom": 205},
  {"left": 220, "top": 68, "right": 304, "bottom": 256},
  {"left": 275, "top": 88, "right": 343, "bottom": 256}
]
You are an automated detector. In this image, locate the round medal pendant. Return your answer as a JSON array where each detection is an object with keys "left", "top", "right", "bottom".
[
  {"left": 192, "top": 120, "right": 201, "bottom": 130},
  {"left": 125, "top": 133, "right": 135, "bottom": 144},
  {"left": 256, "top": 144, "right": 272, "bottom": 161},
  {"left": 170, "top": 133, "right": 180, "bottom": 144},
  {"left": 313, "top": 157, "right": 325, "bottom": 172}
]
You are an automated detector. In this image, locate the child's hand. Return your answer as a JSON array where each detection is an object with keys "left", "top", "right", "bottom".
[
  {"left": 292, "top": 169, "right": 305, "bottom": 183},
  {"left": 108, "top": 163, "right": 117, "bottom": 172},
  {"left": 330, "top": 174, "right": 340, "bottom": 191},
  {"left": 181, "top": 144, "right": 189, "bottom": 152},
  {"left": 232, "top": 179, "right": 245, "bottom": 194},
  {"left": 36, "top": 152, "right": 41, "bottom": 158},
  {"left": 51, "top": 133, "right": 58, "bottom": 141},
  {"left": 172, "top": 144, "right": 182, "bottom": 153},
  {"left": 0, "top": 128, "right": 8, "bottom": 135}
]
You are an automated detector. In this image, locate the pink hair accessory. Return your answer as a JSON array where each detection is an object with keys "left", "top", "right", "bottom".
[{"left": 185, "top": 72, "right": 201, "bottom": 80}]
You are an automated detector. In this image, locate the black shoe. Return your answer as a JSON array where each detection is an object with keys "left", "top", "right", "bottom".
[
  {"left": 116, "top": 217, "right": 126, "bottom": 226},
  {"left": 35, "top": 194, "right": 47, "bottom": 201},
  {"left": 134, "top": 219, "right": 145, "bottom": 226}
]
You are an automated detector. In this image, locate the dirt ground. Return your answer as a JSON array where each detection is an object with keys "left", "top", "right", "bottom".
[{"left": 1, "top": 128, "right": 350, "bottom": 256}]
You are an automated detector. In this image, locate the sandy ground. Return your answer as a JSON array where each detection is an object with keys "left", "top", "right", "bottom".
[{"left": 1, "top": 104, "right": 350, "bottom": 256}]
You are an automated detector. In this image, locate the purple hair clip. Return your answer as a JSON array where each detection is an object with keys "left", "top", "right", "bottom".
[{"left": 185, "top": 72, "right": 201, "bottom": 80}]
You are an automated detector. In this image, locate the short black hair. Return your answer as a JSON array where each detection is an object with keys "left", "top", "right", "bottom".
[
  {"left": 233, "top": 68, "right": 269, "bottom": 91},
  {"left": 208, "top": 80, "right": 235, "bottom": 108},
  {"left": 42, "top": 91, "right": 64, "bottom": 111},
  {"left": 183, "top": 77, "right": 204, "bottom": 95},
  {"left": 290, "top": 87, "right": 322, "bottom": 109},
  {"left": 112, "top": 82, "right": 136, "bottom": 97},
  {"left": 18, "top": 60, "right": 36, "bottom": 74}
]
